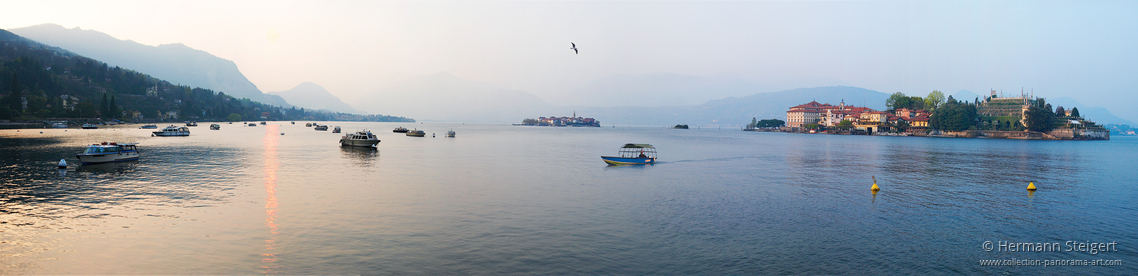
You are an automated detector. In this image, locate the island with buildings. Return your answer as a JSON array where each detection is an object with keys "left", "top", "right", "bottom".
[
  {"left": 520, "top": 112, "right": 600, "bottom": 127},
  {"left": 777, "top": 90, "right": 1108, "bottom": 140}
]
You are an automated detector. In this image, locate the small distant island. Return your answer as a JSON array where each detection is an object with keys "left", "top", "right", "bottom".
[
  {"left": 673, "top": 124, "right": 689, "bottom": 129},
  {"left": 521, "top": 112, "right": 600, "bottom": 127}
]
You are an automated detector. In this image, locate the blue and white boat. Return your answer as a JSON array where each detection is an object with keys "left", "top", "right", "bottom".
[
  {"left": 76, "top": 142, "right": 140, "bottom": 164},
  {"left": 153, "top": 125, "right": 190, "bottom": 136},
  {"left": 601, "top": 143, "right": 657, "bottom": 165}
]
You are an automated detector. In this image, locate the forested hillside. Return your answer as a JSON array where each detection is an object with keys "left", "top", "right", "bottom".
[{"left": 0, "top": 29, "right": 411, "bottom": 122}]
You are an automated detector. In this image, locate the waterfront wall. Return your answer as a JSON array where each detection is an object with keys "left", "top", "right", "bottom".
[{"left": 1045, "top": 128, "right": 1109, "bottom": 140}]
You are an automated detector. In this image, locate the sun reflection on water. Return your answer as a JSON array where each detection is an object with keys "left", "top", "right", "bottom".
[{"left": 261, "top": 124, "right": 280, "bottom": 274}]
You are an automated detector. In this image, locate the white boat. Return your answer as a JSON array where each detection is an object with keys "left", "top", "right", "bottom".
[
  {"left": 51, "top": 122, "right": 68, "bottom": 128},
  {"left": 139, "top": 124, "right": 158, "bottom": 129},
  {"left": 209, "top": 124, "right": 220, "bottom": 130},
  {"left": 81, "top": 123, "right": 98, "bottom": 129},
  {"left": 76, "top": 142, "right": 140, "bottom": 164},
  {"left": 446, "top": 129, "right": 455, "bottom": 137},
  {"left": 153, "top": 125, "right": 190, "bottom": 136},
  {"left": 340, "top": 130, "right": 381, "bottom": 147},
  {"left": 315, "top": 125, "right": 329, "bottom": 131},
  {"left": 332, "top": 126, "right": 341, "bottom": 133}
]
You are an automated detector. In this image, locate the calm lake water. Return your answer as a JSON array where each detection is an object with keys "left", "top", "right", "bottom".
[{"left": 1, "top": 122, "right": 1135, "bottom": 274}]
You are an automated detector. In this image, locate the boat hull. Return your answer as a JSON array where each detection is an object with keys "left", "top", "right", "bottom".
[
  {"left": 340, "top": 139, "right": 380, "bottom": 147},
  {"left": 153, "top": 131, "right": 190, "bottom": 136},
  {"left": 601, "top": 156, "right": 656, "bottom": 165},
  {"left": 76, "top": 152, "right": 140, "bottom": 165}
]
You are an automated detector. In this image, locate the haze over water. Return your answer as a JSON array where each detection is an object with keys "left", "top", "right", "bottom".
[{"left": 1, "top": 123, "right": 1135, "bottom": 274}]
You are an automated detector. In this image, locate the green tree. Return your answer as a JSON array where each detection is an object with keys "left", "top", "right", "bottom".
[
  {"left": 227, "top": 113, "right": 242, "bottom": 122},
  {"left": 837, "top": 120, "right": 854, "bottom": 130},
  {"left": 758, "top": 119, "right": 785, "bottom": 128},
  {"left": 908, "top": 96, "right": 927, "bottom": 110},
  {"left": 1070, "top": 107, "right": 1080, "bottom": 118},
  {"left": 1055, "top": 106, "right": 1066, "bottom": 117},
  {"left": 886, "top": 92, "right": 910, "bottom": 111},
  {"left": 1024, "top": 103, "right": 1055, "bottom": 132},
  {"left": 925, "top": 90, "right": 946, "bottom": 111},
  {"left": 109, "top": 95, "right": 120, "bottom": 119},
  {"left": 929, "top": 100, "right": 977, "bottom": 131},
  {"left": 77, "top": 102, "right": 97, "bottom": 118},
  {"left": 750, "top": 117, "right": 758, "bottom": 129}
]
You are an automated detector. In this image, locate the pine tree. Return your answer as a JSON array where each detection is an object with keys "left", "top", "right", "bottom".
[
  {"left": 109, "top": 95, "right": 119, "bottom": 119},
  {"left": 1070, "top": 107, "right": 1080, "bottom": 118}
]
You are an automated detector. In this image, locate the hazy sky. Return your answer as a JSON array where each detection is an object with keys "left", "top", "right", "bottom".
[{"left": 4, "top": 0, "right": 1137, "bottom": 120}]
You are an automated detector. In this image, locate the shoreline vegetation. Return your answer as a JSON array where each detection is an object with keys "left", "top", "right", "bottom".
[{"left": 759, "top": 90, "right": 1109, "bottom": 140}]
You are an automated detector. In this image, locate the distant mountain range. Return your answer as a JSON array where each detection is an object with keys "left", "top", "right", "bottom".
[
  {"left": 10, "top": 24, "right": 291, "bottom": 107},
  {"left": 552, "top": 73, "right": 773, "bottom": 107},
  {"left": 351, "top": 73, "right": 553, "bottom": 122},
  {"left": 563, "top": 86, "right": 890, "bottom": 126},
  {"left": 347, "top": 73, "right": 889, "bottom": 126},
  {"left": 10, "top": 24, "right": 1131, "bottom": 127},
  {"left": 268, "top": 82, "right": 360, "bottom": 114}
]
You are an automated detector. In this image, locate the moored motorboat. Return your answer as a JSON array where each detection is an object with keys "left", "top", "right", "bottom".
[
  {"left": 393, "top": 127, "right": 409, "bottom": 133},
  {"left": 340, "top": 130, "right": 381, "bottom": 147},
  {"left": 185, "top": 121, "right": 198, "bottom": 127},
  {"left": 306, "top": 123, "right": 312, "bottom": 127},
  {"left": 76, "top": 142, "right": 140, "bottom": 164},
  {"left": 315, "top": 125, "right": 329, "bottom": 131},
  {"left": 406, "top": 129, "right": 425, "bottom": 137},
  {"left": 210, "top": 124, "right": 221, "bottom": 130},
  {"left": 260, "top": 121, "right": 267, "bottom": 125},
  {"left": 248, "top": 123, "right": 257, "bottom": 127},
  {"left": 601, "top": 143, "right": 657, "bottom": 165},
  {"left": 446, "top": 129, "right": 455, "bottom": 137},
  {"left": 153, "top": 125, "right": 190, "bottom": 136},
  {"left": 332, "top": 126, "right": 341, "bottom": 133},
  {"left": 139, "top": 124, "right": 158, "bottom": 129},
  {"left": 51, "top": 122, "right": 68, "bottom": 128},
  {"left": 81, "top": 123, "right": 98, "bottom": 129}
]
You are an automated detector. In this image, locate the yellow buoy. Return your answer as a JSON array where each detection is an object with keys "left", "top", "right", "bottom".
[
  {"left": 871, "top": 176, "right": 880, "bottom": 192},
  {"left": 1027, "top": 182, "right": 1037, "bottom": 191}
]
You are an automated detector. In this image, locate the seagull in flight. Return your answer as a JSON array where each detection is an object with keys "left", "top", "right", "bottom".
[{"left": 570, "top": 42, "right": 578, "bottom": 54}]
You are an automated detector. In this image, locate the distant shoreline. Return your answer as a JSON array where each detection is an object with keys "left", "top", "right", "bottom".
[{"left": 752, "top": 127, "right": 1109, "bottom": 141}]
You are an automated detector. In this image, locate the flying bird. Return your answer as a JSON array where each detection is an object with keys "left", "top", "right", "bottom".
[{"left": 570, "top": 42, "right": 577, "bottom": 54}]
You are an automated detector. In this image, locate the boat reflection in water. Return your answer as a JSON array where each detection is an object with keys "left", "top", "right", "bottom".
[{"left": 340, "top": 146, "right": 379, "bottom": 167}]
